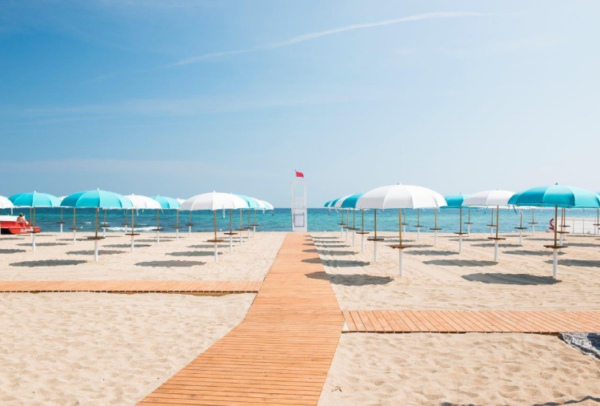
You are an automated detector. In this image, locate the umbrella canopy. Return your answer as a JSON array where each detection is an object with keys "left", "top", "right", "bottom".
[
  {"left": 356, "top": 184, "right": 447, "bottom": 209},
  {"left": 508, "top": 185, "right": 600, "bottom": 208},
  {"left": 152, "top": 195, "right": 180, "bottom": 210},
  {"left": 236, "top": 195, "right": 260, "bottom": 209},
  {"left": 463, "top": 190, "right": 514, "bottom": 207},
  {"left": 181, "top": 192, "right": 248, "bottom": 211},
  {"left": 323, "top": 199, "right": 334, "bottom": 208},
  {"left": 0, "top": 195, "right": 14, "bottom": 209},
  {"left": 259, "top": 200, "right": 274, "bottom": 210},
  {"left": 443, "top": 194, "right": 470, "bottom": 208},
  {"left": 176, "top": 198, "right": 185, "bottom": 205},
  {"left": 334, "top": 194, "right": 354, "bottom": 209},
  {"left": 341, "top": 193, "right": 365, "bottom": 209},
  {"left": 61, "top": 190, "right": 133, "bottom": 209},
  {"left": 9, "top": 192, "right": 61, "bottom": 207},
  {"left": 125, "top": 194, "right": 161, "bottom": 209}
]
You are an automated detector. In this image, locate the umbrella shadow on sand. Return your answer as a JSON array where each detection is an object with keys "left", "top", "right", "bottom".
[
  {"left": 463, "top": 273, "right": 561, "bottom": 285},
  {"left": 302, "top": 249, "right": 318, "bottom": 253},
  {"left": 424, "top": 260, "right": 496, "bottom": 267},
  {"left": 168, "top": 251, "right": 216, "bottom": 257},
  {"left": 17, "top": 242, "right": 67, "bottom": 247},
  {"left": 136, "top": 260, "right": 206, "bottom": 268},
  {"left": 317, "top": 250, "right": 356, "bottom": 256},
  {"left": 504, "top": 250, "right": 564, "bottom": 257},
  {"left": 321, "top": 260, "right": 371, "bottom": 268},
  {"left": 67, "top": 250, "right": 125, "bottom": 256},
  {"left": 472, "top": 243, "right": 521, "bottom": 248},
  {"left": 405, "top": 250, "right": 457, "bottom": 256},
  {"left": 0, "top": 249, "right": 26, "bottom": 254},
  {"left": 189, "top": 244, "right": 229, "bottom": 249},
  {"left": 105, "top": 244, "right": 151, "bottom": 248},
  {"left": 531, "top": 395, "right": 600, "bottom": 406},
  {"left": 312, "top": 237, "right": 338, "bottom": 240},
  {"left": 10, "top": 259, "right": 87, "bottom": 267},
  {"left": 305, "top": 271, "right": 393, "bottom": 286},
  {"left": 544, "top": 259, "right": 600, "bottom": 267}
]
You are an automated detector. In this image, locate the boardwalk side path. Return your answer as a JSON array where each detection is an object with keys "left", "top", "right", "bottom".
[
  {"left": 139, "top": 233, "right": 345, "bottom": 405},
  {"left": 343, "top": 310, "right": 600, "bottom": 334},
  {"left": 0, "top": 280, "right": 261, "bottom": 294}
]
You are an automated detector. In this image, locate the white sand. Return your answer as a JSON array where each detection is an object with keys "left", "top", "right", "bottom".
[
  {"left": 313, "top": 231, "right": 600, "bottom": 310},
  {"left": 0, "top": 231, "right": 285, "bottom": 281},
  {"left": 0, "top": 292, "right": 255, "bottom": 405},
  {"left": 319, "top": 333, "right": 600, "bottom": 406}
]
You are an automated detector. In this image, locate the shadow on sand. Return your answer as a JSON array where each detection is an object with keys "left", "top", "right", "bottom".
[
  {"left": 504, "top": 250, "right": 562, "bottom": 257},
  {"left": 322, "top": 259, "right": 371, "bottom": 268},
  {"left": 463, "top": 273, "right": 560, "bottom": 285},
  {"left": 168, "top": 251, "right": 215, "bottom": 257},
  {"left": 317, "top": 250, "right": 356, "bottom": 256},
  {"left": 18, "top": 242, "right": 67, "bottom": 247},
  {"left": 424, "top": 260, "right": 496, "bottom": 267},
  {"left": 105, "top": 244, "right": 151, "bottom": 248},
  {"left": 544, "top": 259, "right": 600, "bottom": 267},
  {"left": 0, "top": 249, "right": 26, "bottom": 254},
  {"left": 136, "top": 260, "right": 206, "bottom": 268},
  {"left": 532, "top": 395, "right": 600, "bottom": 406},
  {"left": 67, "top": 250, "right": 125, "bottom": 256},
  {"left": 10, "top": 259, "right": 87, "bottom": 267},
  {"left": 305, "top": 271, "right": 393, "bottom": 286},
  {"left": 405, "top": 250, "right": 457, "bottom": 256}
]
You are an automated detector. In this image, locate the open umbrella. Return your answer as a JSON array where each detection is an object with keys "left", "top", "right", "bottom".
[
  {"left": 340, "top": 193, "right": 364, "bottom": 246},
  {"left": 464, "top": 190, "right": 515, "bottom": 262},
  {"left": 444, "top": 194, "right": 470, "bottom": 253},
  {"left": 222, "top": 194, "right": 248, "bottom": 252},
  {"left": 152, "top": 195, "right": 181, "bottom": 240},
  {"left": 509, "top": 184, "right": 600, "bottom": 277},
  {"left": 357, "top": 184, "right": 447, "bottom": 272},
  {"left": 328, "top": 196, "right": 346, "bottom": 237},
  {"left": 333, "top": 195, "right": 354, "bottom": 242},
  {"left": 9, "top": 191, "right": 61, "bottom": 251},
  {"left": 237, "top": 195, "right": 260, "bottom": 239},
  {"left": 126, "top": 194, "right": 162, "bottom": 250},
  {"left": 61, "top": 190, "right": 132, "bottom": 261},
  {"left": 56, "top": 196, "right": 67, "bottom": 233},
  {"left": 181, "top": 192, "right": 246, "bottom": 262},
  {"left": 0, "top": 195, "right": 14, "bottom": 212}
]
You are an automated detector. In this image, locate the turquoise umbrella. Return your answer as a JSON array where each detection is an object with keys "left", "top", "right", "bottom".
[
  {"left": 237, "top": 195, "right": 260, "bottom": 238},
  {"left": 61, "top": 189, "right": 133, "bottom": 261},
  {"left": 152, "top": 195, "right": 182, "bottom": 240},
  {"left": 341, "top": 193, "right": 364, "bottom": 249},
  {"left": 509, "top": 184, "right": 600, "bottom": 277},
  {"left": 9, "top": 191, "right": 61, "bottom": 252},
  {"left": 444, "top": 193, "right": 471, "bottom": 254}
]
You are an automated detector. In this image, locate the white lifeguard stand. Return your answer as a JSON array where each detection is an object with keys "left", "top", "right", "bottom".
[{"left": 291, "top": 179, "right": 307, "bottom": 232}]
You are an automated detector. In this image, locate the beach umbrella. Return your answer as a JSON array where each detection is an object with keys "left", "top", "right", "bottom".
[
  {"left": 259, "top": 200, "right": 274, "bottom": 211},
  {"left": 334, "top": 195, "right": 354, "bottom": 242},
  {"left": 444, "top": 194, "right": 470, "bottom": 254},
  {"left": 0, "top": 195, "right": 14, "bottom": 214},
  {"left": 152, "top": 195, "right": 181, "bottom": 240},
  {"left": 61, "top": 190, "right": 132, "bottom": 261},
  {"left": 222, "top": 194, "right": 249, "bottom": 252},
  {"left": 181, "top": 192, "right": 247, "bottom": 262},
  {"left": 9, "top": 191, "right": 61, "bottom": 252},
  {"left": 237, "top": 195, "right": 260, "bottom": 238},
  {"left": 55, "top": 196, "right": 67, "bottom": 234},
  {"left": 327, "top": 196, "right": 346, "bottom": 237},
  {"left": 509, "top": 184, "right": 600, "bottom": 277},
  {"left": 176, "top": 198, "right": 185, "bottom": 205},
  {"left": 340, "top": 193, "right": 364, "bottom": 247},
  {"left": 126, "top": 194, "right": 162, "bottom": 251},
  {"left": 357, "top": 184, "right": 447, "bottom": 274},
  {"left": 464, "top": 190, "right": 515, "bottom": 262}
]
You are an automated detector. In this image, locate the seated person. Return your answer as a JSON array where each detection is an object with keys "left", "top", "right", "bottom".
[{"left": 16, "top": 214, "right": 29, "bottom": 226}]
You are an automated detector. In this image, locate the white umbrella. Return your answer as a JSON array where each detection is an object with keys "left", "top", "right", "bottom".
[
  {"left": 357, "top": 184, "right": 447, "bottom": 274},
  {"left": 125, "top": 194, "right": 162, "bottom": 251},
  {"left": 223, "top": 194, "right": 248, "bottom": 253},
  {"left": 259, "top": 200, "right": 274, "bottom": 211},
  {"left": 180, "top": 192, "right": 248, "bottom": 261},
  {"left": 464, "top": 190, "right": 514, "bottom": 262},
  {"left": 0, "top": 196, "right": 14, "bottom": 210}
]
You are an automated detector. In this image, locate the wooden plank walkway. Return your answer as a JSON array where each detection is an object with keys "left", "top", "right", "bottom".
[
  {"left": 139, "top": 233, "right": 345, "bottom": 405},
  {"left": 0, "top": 280, "right": 261, "bottom": 294},
  {"left": 342, "top": 310, "right": 600, "bottom": 334}
]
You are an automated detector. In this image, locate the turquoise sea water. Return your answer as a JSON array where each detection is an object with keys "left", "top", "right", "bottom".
[{"left": 1, "top": 207, "right": 596, "bottom": 234}]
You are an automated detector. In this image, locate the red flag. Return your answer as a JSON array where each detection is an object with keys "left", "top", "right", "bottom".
[{"left": 295, "top": 170, "right": 304, "bottom": 178}]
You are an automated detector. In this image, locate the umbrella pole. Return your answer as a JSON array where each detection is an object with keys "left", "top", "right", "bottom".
[
  {"left": 532, "top": 209, "right": 536, "bottom": 236},
  {"left": 188, "top": 211, "right": 192, "bottom": 236},
  {"left": 352, "top": 210, "right": 356, "bottom": 246},
  {"left": 553, "top": 205, "right": 559, "bottom": 277},
  {"left": 94, "top": 208, "right": 99, "bottom": 262},
  {"left": 124, "top": 210, "right": 128, "bottom": 234},
  {"left": 489, "top": 209, "right": 494, "bottom": 237},
  {"left": 467, "top": 208, "right": 471, "bottom": 235},
  {"left": 417, "top": 209, "right": 421, "bottom": 241},
  {"left": 399, "top": 209, "right": 404, "bottom": 276},
  {"left": 459, "top": 207, "right": 463, "bottom": 254},
  {"left": 239, "top": 209, "right": 244, "bottom": 245},
  {"left": 246, "top": 211, "right": 251, "bottom": 240},
  {"left": 340, "top": 210, "right": 343, "bottom": 238},
  {"left": 60, "top": 208, "right": 64, "bottom": 234},
  {"left": 156, "top": 210, "right": 160, "bottom": 246},
  {"left": 131, "top": 209, "right": 135, "bottom": 253},
  {"left": 361, "top": 209, "right": 365, "bottom": 253},
  {"left": 519, "top": 210, "right": 523, "bottom": 246},
  {"left": 253, "top": 210, "right": 257, "bottom": 237},
  {"left": 229, "top": 209, "right": 233, "bottom": 253},
  {"left": 176, "top": 210, "right": 179, "bottom": 241},
  {"left": 373, "top": 210, "right": 378, "bottom": 262},
  {"left": 72, "top": 208, "right": 77, "bottom": 245},
  {"left": 433, "top": 209, "right": 438, "bottom": 247},
  {"left": 213, "top": 211, "right": 218, "bottom": 263},
  {"left": 31, "top": 207, "right": 36, "bottom": 252},
  {"left": 345, "top": 210, "right": 349, "bottom": 242},
  {"left": 494, "top": 205, "right": 500, "bottom": 262}
]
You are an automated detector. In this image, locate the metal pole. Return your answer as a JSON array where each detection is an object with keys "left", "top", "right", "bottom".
[
  {"left": 373, "top": 210, "right": 378, "bottom": 262},
  {"left": 459, "top": 207, "right": 463, "bottom": 254},
  {"left": 156, "top": 210, "right": 160, "bottom": 246},
  {"left": 94, "top": 208, "right": 99, "bottom": 262},
  {"left": 213, "top": 211, "right": 218, "bottom": 263}
]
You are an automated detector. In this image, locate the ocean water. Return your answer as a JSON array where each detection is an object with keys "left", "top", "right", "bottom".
[{"left": 1, "top": 207, "right": 596, "bottom": 234}]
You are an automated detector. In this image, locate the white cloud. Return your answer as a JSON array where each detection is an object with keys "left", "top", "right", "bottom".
[{"left": 170, "top": 11, "right": 492, "bottom": 66}]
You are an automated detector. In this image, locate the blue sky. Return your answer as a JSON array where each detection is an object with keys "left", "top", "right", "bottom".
[{"left": 1, "top": 0, "right": 599, "bottom": 207}]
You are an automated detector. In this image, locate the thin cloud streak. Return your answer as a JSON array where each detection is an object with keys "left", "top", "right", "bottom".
[{"left": 171, "top": 11, "right": 493, "bottom": 66}]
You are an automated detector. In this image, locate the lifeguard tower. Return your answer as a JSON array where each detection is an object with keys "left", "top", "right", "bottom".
[{"left": 291, "top": 176, "right": 307, "bottom": 232}]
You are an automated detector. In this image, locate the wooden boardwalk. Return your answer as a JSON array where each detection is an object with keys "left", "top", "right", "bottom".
[
  {"left": 343, "top": 310, "right": 600, "bottom": 334},
  {"left": 0, "top": 280, "right": 261, "bottom": 294},
  {"left": 139, "top": 233, "right": 345, "bottom": 405}
]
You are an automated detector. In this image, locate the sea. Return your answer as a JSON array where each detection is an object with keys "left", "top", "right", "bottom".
[{"left": 1, "top": 207, "right": 597, "bottom": 234}]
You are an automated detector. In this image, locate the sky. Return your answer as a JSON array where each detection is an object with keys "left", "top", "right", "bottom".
[{"left": 1, "top": 0, "right": 599, "bottom": 207}]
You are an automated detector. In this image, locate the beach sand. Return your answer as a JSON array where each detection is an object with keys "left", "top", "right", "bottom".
[
  {"left": 319, "top": 333, "right": 600, "bottom": 405},
  {"left": 313, "top": 231, "right": 600, "bottom": 311},
  {"left": 0, "top": 292, "right": 255, "bottom": 405},
  {"left": 0, "top": 231, "right": 285, "bottom": 281}
]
